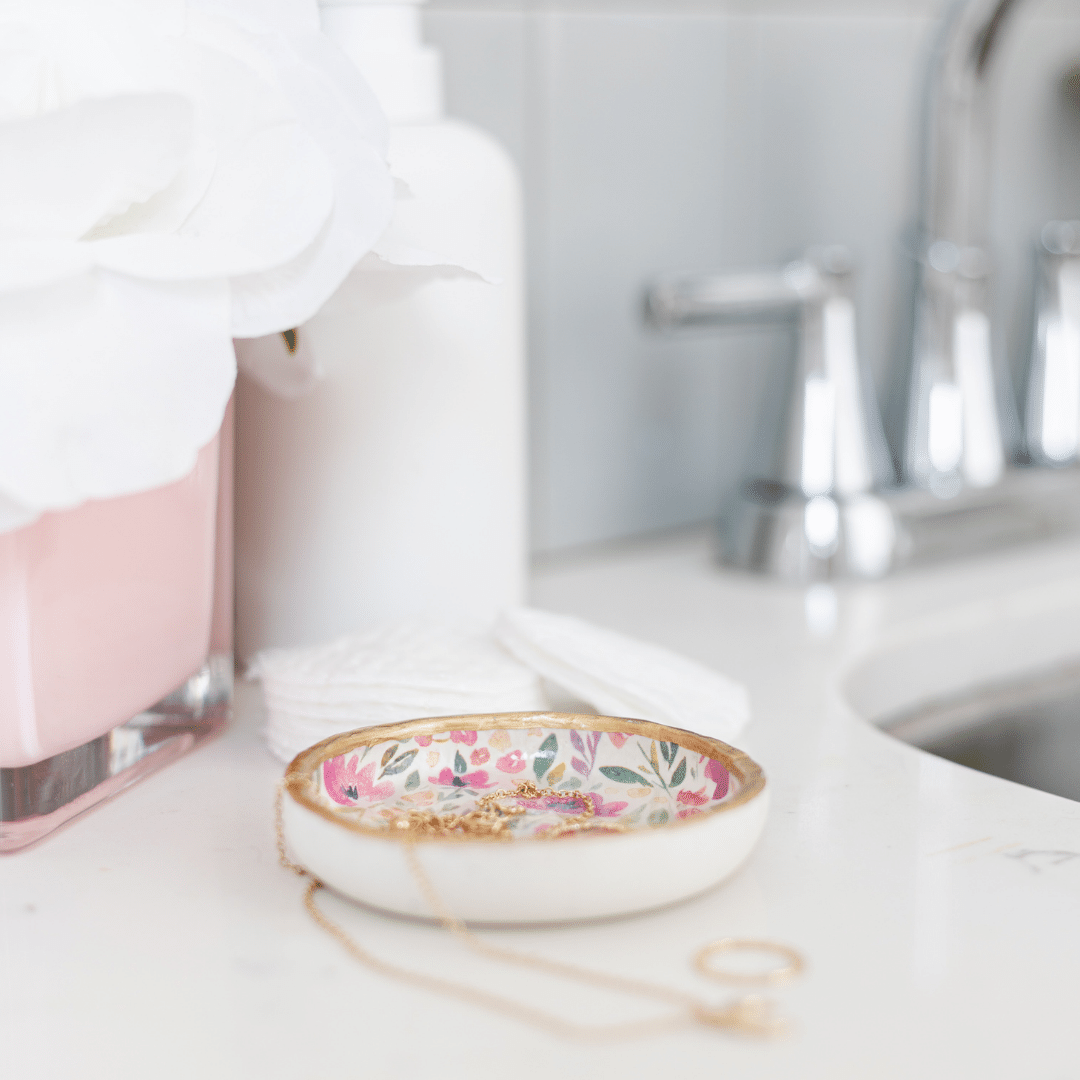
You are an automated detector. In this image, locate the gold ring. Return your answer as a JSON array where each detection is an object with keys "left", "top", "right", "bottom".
[{"left": 693, "top": 938, "right": 805, "bottom": 986}]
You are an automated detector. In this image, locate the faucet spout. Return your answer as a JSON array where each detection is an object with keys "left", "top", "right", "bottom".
[
  {"left": 904, "top": 0, "right": 1024, "bottom": 494},
  {"left": 922, "top": 0, "right": 1021, "bottom": 247}
]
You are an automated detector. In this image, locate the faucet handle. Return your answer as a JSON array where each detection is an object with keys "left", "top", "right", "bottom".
[
  {"left": 643, "top": 248, "right": 897, "bottom": 581},
  {"left": 644, "top": 246, "right": 854, "bottom": 330}
]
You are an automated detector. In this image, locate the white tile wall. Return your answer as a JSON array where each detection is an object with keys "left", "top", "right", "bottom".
[{"left": 425, "top": 1, "right": 1080, "bottom": 552}]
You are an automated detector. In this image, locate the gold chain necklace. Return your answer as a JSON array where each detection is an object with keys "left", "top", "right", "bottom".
[
  {"left": 381, "top": 779, "right": 626, "bottom": 839},
  {"left": 275, "top": 782, "right": 803, "bottom": 1039}
]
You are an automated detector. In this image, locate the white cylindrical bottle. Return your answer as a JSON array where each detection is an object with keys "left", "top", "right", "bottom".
[{"left": 235, "top": 0, "right": 526, "bottom": 660}]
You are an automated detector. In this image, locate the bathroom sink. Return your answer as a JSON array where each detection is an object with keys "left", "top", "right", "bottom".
[
  {"left": 881, "top": 663, "right": 1080, "bottom": 803},
  {"left": 840, "top": 578, "right": 1080, "bottom": 805}
]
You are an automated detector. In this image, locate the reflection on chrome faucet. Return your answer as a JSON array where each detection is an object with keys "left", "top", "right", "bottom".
[{"left": 1026, "top": 222, "right": 1080, "bottom": 466}]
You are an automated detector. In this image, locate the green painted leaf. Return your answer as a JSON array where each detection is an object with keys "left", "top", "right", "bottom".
[
  {"left": 533, "top": 733, "right": 558, "bottom": 780},
  {"left": 382, "top": 749, "right": 418, "bottom": 776},
  {"left": 404, "top": 770, "right": 420, "bottom": 791},
  {"left": 648, "top": 809, "right": 670, "bottom": 827},
  {"left": 380, "top": 743, "right": 398, "bottom": 768},
  {"left": 670, "top": 757, "right": 687, "bottom": 787},
  {"left": 558, "top": 778, "right": 582, "bottom": 790},
  {"left": 600, "top": 766, "right": 652, "bottom": 786},
  {"left": 454, "top": 750, "right": 467, "bottom": 774},
  {"left": 659, "top": 741, "right": 675, "bottom": 765}
]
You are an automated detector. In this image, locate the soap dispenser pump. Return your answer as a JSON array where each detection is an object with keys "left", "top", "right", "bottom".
[{"left": 235, "top": 0, "right": 527, "bottom": 659}]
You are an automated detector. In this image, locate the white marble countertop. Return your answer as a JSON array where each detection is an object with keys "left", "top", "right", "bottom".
[{"left": 4, "top": 527, "right": 1080, "bottom": 1079}]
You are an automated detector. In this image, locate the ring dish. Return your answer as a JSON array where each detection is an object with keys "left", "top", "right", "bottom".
[{"left": 282, "top": 712, "right": 768, "bottom": 924}]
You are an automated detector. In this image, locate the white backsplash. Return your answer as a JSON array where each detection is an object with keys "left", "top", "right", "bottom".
[{"left": 425, "top": 0, "right": 1080, "bottom": 552}]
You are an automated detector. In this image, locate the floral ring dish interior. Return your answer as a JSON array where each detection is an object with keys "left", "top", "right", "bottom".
[{"left": 282, "top": 712, "right": 768, "bottom": 924}]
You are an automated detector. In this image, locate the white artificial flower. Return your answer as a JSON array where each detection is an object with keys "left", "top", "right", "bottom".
[{"left": 0, "top": 0, "right": 394, "bottom": 531}]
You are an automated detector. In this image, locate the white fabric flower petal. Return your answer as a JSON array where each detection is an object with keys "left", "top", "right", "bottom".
[
  {"left": 0, "top": 239, "right": 93, "bottom": 292},
  {"left": 180, "top": 123, "right": 335, "bottom": 268},
  {"left": 226, "top": 36, "right": 393, "bottom": 335},
  {"left": 89, "top": 233, "right": 270, "bottom": 280},
  {"left": 91, "top": 125, "right": 336, "bottom": 281},
  {"left": 0, "top": 271, "right": 234, "bottom": 512},
  {"left": 290, "top": 32, "right": 388, "bottom": 158},
  {"left": 0, "top": 94, "right": 193, "bottom": 241},
  {"left": 0, "top": 3, "right": 188, "bottom": 121},
  {"left": 85, "top": 147, "right": 218, "bottom": 240},
  {"left": 367, "top": 241, "right": 491, "bottom": 283}
]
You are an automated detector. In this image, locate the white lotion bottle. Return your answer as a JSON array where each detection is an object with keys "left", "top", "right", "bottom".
[{"left": 235, "top": 0, "right": 526, "bottom": 660}]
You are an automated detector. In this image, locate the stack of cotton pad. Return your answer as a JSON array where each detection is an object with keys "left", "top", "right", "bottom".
[
  {"left": 252, "top": 608, "right": 752, "bottom": 763},
  {"left": 494, "top": 606, "right": 750, "bottom": 744},
  {"left": 252, "top": 622, "right": 548, "bottom": 763}
]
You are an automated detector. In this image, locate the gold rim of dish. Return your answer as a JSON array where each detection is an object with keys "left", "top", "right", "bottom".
[{"left": 284, "top": 712, "right": 767, "bottom": 845}]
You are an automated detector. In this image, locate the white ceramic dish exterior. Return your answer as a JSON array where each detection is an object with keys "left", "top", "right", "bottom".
[{"left": 282, "top": 712, "right": 769, "bottom": 923}]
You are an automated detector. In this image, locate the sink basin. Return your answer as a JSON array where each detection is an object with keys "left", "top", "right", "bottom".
[
  {"left": 841, "top": 579, "right": 1080, "bottom": 804},
  {"left": 880, "top": 663, "right": 1080, "bottom": 803}
]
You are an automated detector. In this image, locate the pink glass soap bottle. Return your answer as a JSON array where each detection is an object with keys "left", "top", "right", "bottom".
[{"left": 0, "top": 406, "right": 234, "bottom": 853}]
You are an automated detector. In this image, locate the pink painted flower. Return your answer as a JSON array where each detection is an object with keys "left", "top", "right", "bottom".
[
  {"left": 705, "top": 758, "right": 730, "bottom": 800},
  {"left": 428, "top": 767, "right": 492, "bottom": 789},
  {"left": 586, "top": 792, "right": 628, "bottom": 817},
  {"left": 470, "top": 747, "right": 490, "bottom": 766},
  {"left": 415, "top": 735, "right": 432, "bottom": 747},
  {"left": 323, "top": 755, "right": 394, "bottom": 805},
  {"left": 496, "top": 749, "right": 527, "bottom": 773},
  {"left": 677, "top": 807, "right": 703, "bottom": 820},
  {"left": 676, "top": 786, "right": 709, "bottom": 807},
  {"left": 608, "top": 733, "right": 630, "bottom": 749},
  {"left": 450, "top": 730, "right": 478, "bottom": 745}
]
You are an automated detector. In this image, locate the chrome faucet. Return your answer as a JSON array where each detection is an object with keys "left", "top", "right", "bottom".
[
  {"left": 644, "top": 0, "right": 1080, "bottom": 581},
  {"left": 904, "top": 0, "right": 1021, "bottom": 496}
]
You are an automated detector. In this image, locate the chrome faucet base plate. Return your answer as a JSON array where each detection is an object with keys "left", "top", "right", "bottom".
[{"left": 717, "top": 467, "right": 1080, "bottom": 583}]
